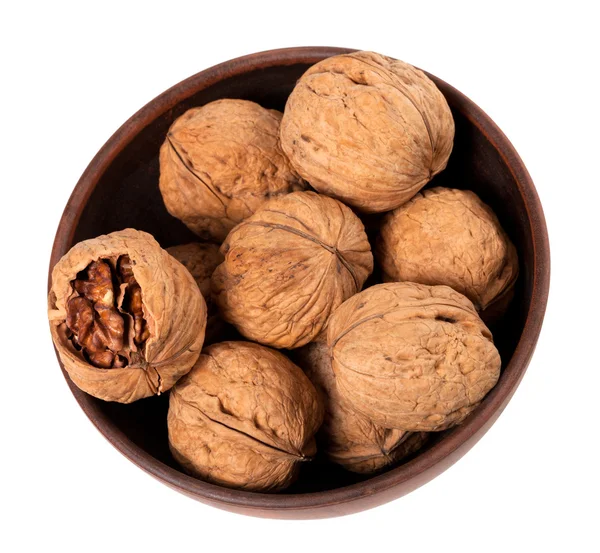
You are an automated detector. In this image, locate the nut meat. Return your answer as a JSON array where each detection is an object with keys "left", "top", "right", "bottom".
[
  {"left": 327, "top": 282, "right": 501, "bottom": 432},
  {"left": 280, "top": 51, "right": 454, "bottom": 213},
  {"left": 48, "top": 229, "right": 207, "bottom": 403},
  {"left": 377, "top": 187, "right": 519, "bottom": 312},
  {"left": 159, "top": 99, "right": 307, "bottom": 242},
  {"left": 64, "top": 256, "right": 148, "bottom": 369},
  {"left": 296, "top": 342, "right": 428, "bottom": 473},
  {"left": 168, "top": 341, "right": 324, "bottom": 492},
  {"left": 212, "top": 191, "right": 374, "bottom": 349}
]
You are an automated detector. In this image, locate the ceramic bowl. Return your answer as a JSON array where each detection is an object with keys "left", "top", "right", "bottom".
[{"left": 49, "top": 47, "right": 550, "bottom": 519}]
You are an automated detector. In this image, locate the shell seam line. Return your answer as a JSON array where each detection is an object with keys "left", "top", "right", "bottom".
[
  {"left": 166, "top": 136, "right": 228, "bottom": 209},
  {"left": 241, "top": 221, "right": 361, "bottom": 290},
  {"left": 329, "top": 299, "right": 481, "bottom": 350},
  {"left": 173, "top": 390, "right": 311, "bottom": 461}
]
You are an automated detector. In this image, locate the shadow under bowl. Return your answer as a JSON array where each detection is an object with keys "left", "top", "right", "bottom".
[{"left": 49, "top": 46, "right": 550, "bottom": 519}]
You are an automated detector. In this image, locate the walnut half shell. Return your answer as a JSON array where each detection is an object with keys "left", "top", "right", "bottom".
[
  {"left": 168, "top": 341, "right": 324, "bottom": 492},
  {"left": 327, "top": 282, "right": 501, "bottom": 432},
  {"left": 48, "top": 229, "right": 207, "bottom": 403}
]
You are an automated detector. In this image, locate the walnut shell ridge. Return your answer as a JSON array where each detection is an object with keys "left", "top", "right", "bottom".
[
  {"left": 295, "top": 342, "right": 428, "bottom": 474},
  {"left": 280, "top": 51, "right": 454, "bottom": 213},
  {"left": 168, "top": 341, "right": 324, "bottom": 492},
  {"left": 327, "top": 282, "right": 501, "bottom": 432},
  {"left": 159, "top": 99, "right": 308, "bottom": 242},
  {"left": 167, "top": 242, "right": 225, "bottom": 344},
  {"left": 48, "top": 229, "right": 207, "bottom": 403},
  {"left": 377, "top": 187, "right": 519, "bottom": 312},
  {"left": 212, "top": 191, "right": 373, "bottom": 349}
]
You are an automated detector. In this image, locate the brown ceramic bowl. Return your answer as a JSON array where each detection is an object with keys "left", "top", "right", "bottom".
[{"left": 49, "top": 47, "right": 550, "bottom": 519}]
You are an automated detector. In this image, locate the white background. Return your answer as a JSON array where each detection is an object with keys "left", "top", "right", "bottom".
[{"left": 2, "top": 1, "right": 598, "bottom": 551}]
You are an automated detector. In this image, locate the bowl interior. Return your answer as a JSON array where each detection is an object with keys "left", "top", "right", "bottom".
[{"left": 61, "top": 54, "right": 535, "bottom": 497}]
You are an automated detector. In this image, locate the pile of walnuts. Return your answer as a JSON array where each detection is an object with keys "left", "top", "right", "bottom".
[{"left": 48, "top": 51, "right": 518, "bottom": 492}]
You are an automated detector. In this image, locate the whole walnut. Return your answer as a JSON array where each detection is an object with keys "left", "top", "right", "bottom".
[
  {"left": 377, "top": 187, "right": 519, "bottom": 313},
  {"left": 327, "top": 282, "right": 501, "bottom": 432},
  {"left": 211, "top": 191, "right": 374, "bottom": 349},
  {"left": 48, "top": 229, "right": 207, "bottom": 403},
  {"left": 168, "top": 341, "right": 324, "bottom": 492},
  {"left": 159, "top": 99, "right": 308, "bottom": 242},
  {"left": 280, "top": 51, "right": 454, "bottom": 213},
  {"left": 295, "top": 342, "right": 428, "bottom": 474},
  {"left": 166, "top": 242, "right": 225, "bottom": 344}
]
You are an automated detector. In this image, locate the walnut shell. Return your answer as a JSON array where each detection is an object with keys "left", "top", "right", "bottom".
[
  {"left": 280, "top": 51, "right": 454, "bottom": 213},
  {"left": 211, "top": 191, "right": 374, "bottom": 349},
  {"left": 377, "top": 187, "right": 519, "bottom": 312},
  {"left": 327, "top": 282, "right": 501, "bottom": 432},
  {"left": 295, "top": 342, "right": 428, "bottom": 474},
  {"left": 159, "top": 99, "right": 308, "bottom": 242},
  {"left": 48, "top": 229, "right": 207, "bottom": 403},
  {"left": 168, "top": 341, "right": 324, "bottom": 492},
  {"left": 166, "top": 242, "right": 225, "bottom": 343}
]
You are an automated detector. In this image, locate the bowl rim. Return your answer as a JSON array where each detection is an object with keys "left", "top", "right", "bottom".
[{"left": 48, "top": 46, "right": 550, "bottom": 517}]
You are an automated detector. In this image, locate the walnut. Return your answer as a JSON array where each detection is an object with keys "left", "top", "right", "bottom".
[
  {"left": 295, "top": 342, "right": 428, "bottom": 474},
  {"left": 280, "top": 51, "right": 454, "bottom": 213},
  {"left": 48, "top": 229, "right": 207, "bottom": 403},
  {"left": 168, "top": 341, "right": 324, "bottom": 492},
  {"left": 377, "top": 187, "right": 519, "bottom": 313},
  {"left": 159, "top": 99, "right": 308, "bottom": 242},
  {"left": 327, "top": 282, "right": 501, "bottom": 432},
  {"left": 211, "top": 191, "right": 373, "bottom": 349},
  {"left": 166, "top": 242, "right": 224, "bottom": 343}
]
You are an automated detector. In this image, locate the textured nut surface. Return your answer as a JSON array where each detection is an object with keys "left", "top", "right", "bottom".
[
  {"left": 168, "top": 341, "right": 324, "bottom": 492},
  {"left": 212, "top": 191, "right": 373, "bottom": 349},
  {"left": 166, "top": 243, "right": 223, "bottom": 304},
  {"left": 48, "top": 229, "right": 207, "bottom": 403},
  {"left": 327, "top": 282, "right": 501, "bottom": 432},
  {"left": 167, "top": 242, "right": 225, "bottom": 343},
  {"left": 295, "top": 342, "right": 427, "bottom": 474},
  {"left": 377, "top": 187, "right": 519, "bottom": 311},
  {"left": 280, "top": 51, "right": 454, "bottom": 213},
  {"left": 159, "top": 99, "right": 307, "bottom": 241}
]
